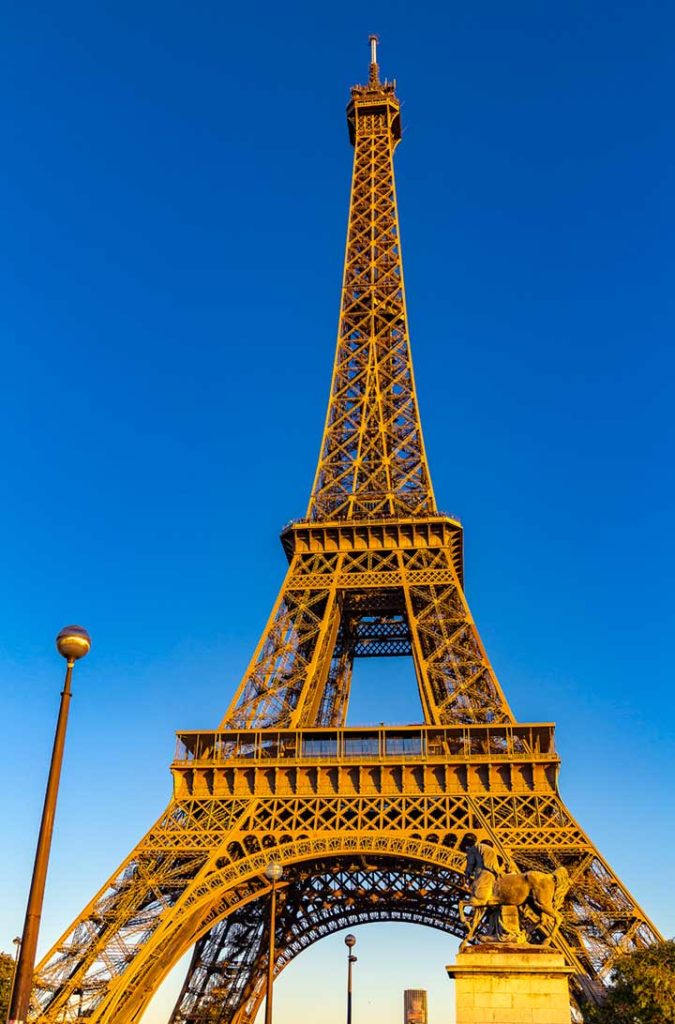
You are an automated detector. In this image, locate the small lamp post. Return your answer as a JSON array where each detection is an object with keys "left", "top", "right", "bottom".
[
  {"left": 8, "top": 626, "right": 91, "bottom": 1024},
  {"left": 344, "top": 933, "right": 357, "bottom": 1024},
  {"left": 264, "top": 861, "right": 283, "bottom": 1024},
  {"left": 7, "top": 938, "right": 22, "bottom": 1014}
]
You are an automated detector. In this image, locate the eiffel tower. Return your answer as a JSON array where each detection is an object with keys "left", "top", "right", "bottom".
[{"left": 31, "top": 39, "right": 660, "bottom": 1024}]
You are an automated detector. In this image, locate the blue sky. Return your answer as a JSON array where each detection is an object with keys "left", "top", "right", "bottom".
[{"left": 1, "top": 2, "right": 673, "bottom": 1021}]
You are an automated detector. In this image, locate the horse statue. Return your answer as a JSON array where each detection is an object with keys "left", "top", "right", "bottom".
[{"left": 458, "top": 839, "right": 569, "bottom": 949}]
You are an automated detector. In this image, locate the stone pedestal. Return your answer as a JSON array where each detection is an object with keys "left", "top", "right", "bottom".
[{"left": 446, "top": 945, "right": 574, "bottom": 1024}]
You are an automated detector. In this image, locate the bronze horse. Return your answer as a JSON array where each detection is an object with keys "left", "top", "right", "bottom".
[{"left": 458, "top": 848, "right": 569, "bottom": 949}]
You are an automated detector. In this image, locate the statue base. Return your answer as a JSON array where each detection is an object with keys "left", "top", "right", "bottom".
[{"left": 446, "top": 944, "right": 574, "bottom": 1023}]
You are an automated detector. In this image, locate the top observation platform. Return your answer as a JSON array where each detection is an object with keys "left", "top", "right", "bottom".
[{"left": 347, "top": 34, "right": 401, "bottom": 145}]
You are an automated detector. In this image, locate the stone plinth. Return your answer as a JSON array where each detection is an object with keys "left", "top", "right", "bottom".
[{"left": 446, "top": 945, "right": 574, "bottom": 1024}]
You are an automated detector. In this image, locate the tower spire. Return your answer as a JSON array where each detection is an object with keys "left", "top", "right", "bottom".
[
  {"left": 308, "top": 38, "right": 433, "bottom": 521},
  {"left": 369, "top": 33, "right": 380, "bottom": 85}
]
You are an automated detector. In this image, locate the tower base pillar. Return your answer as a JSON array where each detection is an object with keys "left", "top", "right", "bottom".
[{"left": 446, "top": 945, "right": 574, "bottom": 1024}]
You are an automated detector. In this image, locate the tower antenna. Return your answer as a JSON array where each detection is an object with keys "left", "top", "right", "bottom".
[{"left": 369, "top": 34, "right": 380, "bottom": 85}]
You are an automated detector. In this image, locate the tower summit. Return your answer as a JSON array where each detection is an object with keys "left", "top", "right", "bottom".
[
  {"left": 311, "top": 33, "right": 414, "bottom": 522},
  {"left": 216, "top": 38, "right": 514, "bottom": 732},
  {"left": 28, "top": 40, "right": 661, "bottom": 1024}
]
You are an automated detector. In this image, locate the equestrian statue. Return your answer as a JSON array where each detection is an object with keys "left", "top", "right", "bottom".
[{"left": 458, "top": 837, "right": 570, "bottom": 949}]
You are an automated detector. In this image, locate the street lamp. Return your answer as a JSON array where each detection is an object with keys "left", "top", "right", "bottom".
[
  {"left": 7, "top": 938, "right": 22, "bottom": 1016},
  {"left": 344, "top": 933, "right": 357, "bottom": 1024},
  {"left": 8, "top": 626, "right": 91, "bottom": 1024},
  {"left": 264, "top": 861, "right": 283, "bottom": 1024}
]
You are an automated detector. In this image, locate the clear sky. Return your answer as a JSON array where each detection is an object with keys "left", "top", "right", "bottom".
[{"left": 1, "top": 2, "right": 674, "bottom": 1022}]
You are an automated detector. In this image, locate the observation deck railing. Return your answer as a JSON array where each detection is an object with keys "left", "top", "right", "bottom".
[
  {"left": 173, "top": 722, "right": 557, "bottom": 767},
  {"left": 280, "top": 509, "right": 463, "bottom": 533}
]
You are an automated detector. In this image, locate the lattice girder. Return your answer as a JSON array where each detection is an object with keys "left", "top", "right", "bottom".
[
  {"left": 171, "top": 857, "right": 471, "bottom": 1024},
  {"left": 220, "top": 529, "right": 512, "bottom": 729},
  {"left": 308, "top": 70, "right": 434, "bottom": 521},
  {"left": 32, "top": 724, "right": 659, "bottom": 1024}
]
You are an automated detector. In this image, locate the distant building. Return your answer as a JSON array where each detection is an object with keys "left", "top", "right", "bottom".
[{"left": 404, "top": 989, "right": 428, "bottom": 1024}]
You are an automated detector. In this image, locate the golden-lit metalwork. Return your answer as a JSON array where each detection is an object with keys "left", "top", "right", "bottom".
[{"left": 28, "top": 42, "right": 660, "bottom": 1024}]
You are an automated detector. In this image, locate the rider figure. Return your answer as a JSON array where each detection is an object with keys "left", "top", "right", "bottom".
[
  {"left": 461, "top": 836, "right": 567, "bottom": 947},
  {"left": 465, "top": 837, "right": 502, "bottom": 900}
]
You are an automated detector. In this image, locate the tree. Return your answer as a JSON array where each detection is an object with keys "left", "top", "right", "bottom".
[
  {"left": 585, "top": 939, "right": 675, "bottom": 1023},
  {"left": 0, "top": 951, "right": 16, "bottom": 1022}
]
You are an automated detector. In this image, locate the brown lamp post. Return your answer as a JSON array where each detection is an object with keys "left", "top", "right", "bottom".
[
  {"left": 344, "top": 933, "right": 357, "bottom": 1024},
  {"left": 7, "top": 938, "right": 22, "bottom": 1014},
  {"left": 263, "top": 861, "right": 283, "bottom": 1024},
  {"left": 7, "top": 626, "right": 91, "bottom": 1024}
]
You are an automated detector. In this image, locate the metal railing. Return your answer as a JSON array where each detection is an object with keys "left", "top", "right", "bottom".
[
  {"left": 174, "top": 722, "right": 556, "bottom": 766},
  {"left": 280, "top": 509, "right": 463, "bottom": 532}
]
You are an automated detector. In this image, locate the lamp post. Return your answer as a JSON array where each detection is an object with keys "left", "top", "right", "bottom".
[
  {"left": 344, "top": 933, "right": 357, "bottom": 1024},
  {"left": 7, "top": 626, "right": 91, "bottom": 1024},
  {"left": 264, "top": 861, "right": 283, "bottom": 1024},
  {"left": 7, "top": 938, "right": 22, "bottom": 1015}
]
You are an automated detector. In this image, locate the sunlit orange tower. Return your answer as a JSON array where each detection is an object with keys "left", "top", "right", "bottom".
[{"left": 28, "top": 39, "right": 659, "bottom": 1024}]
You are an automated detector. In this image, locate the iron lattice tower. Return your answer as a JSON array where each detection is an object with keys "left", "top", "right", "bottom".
[{"left": 30, "top": 41, "right": 659, "bottom": 1024}]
